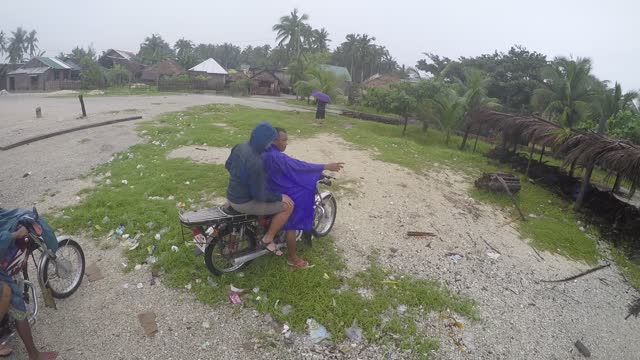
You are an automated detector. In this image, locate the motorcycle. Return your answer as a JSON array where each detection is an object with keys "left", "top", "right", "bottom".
[
  {"left": 0, "top": 208, "right": 86, "bottom": 344},
  {"left": 179, "top": 174, "right": 337, "bottom": 275}
]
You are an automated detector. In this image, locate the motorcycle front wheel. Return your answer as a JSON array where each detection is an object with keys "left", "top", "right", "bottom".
[
  {"left": 205, "top": 227, "right": 256, "bottom": 276},
  {"left": 41, "top": 239, "right": 85, "bottom": 299},
  {"left": 312, "top": 195, "right": 337, "bottom": 237}
]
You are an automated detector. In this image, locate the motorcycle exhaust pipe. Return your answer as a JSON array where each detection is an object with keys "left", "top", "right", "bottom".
[{"left": 232, "top": 243, "right": 286, "bottom": 266}]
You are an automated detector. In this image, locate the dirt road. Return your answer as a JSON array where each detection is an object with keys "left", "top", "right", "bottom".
[{"left": 0, "top": 94, "right": 305, "bottom": 209}]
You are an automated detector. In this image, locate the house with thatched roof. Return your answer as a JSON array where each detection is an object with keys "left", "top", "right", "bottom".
[
  {"left": 99, "top": 49, "right": 144, "bottom": 79},
  {"left": 188, "top": 58, "right": 227, "bottom": 90},
  {"left": 6, "top": 57, "right": 80, "bottom": 92},
  {"left": 140, "top": 59, "right": 186, "bottom": 83},
  {"left": 250, "top": 70, "right": 281, "bottom": 96}
]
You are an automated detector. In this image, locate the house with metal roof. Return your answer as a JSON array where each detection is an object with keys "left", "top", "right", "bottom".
[
  {"left": 188, "top": 58, "right": 228, "bottom": 90},
  {"left": 6, "top": 57, "right": 80, "bottom": 92},
  {"left": 318, "top": 64, "right": 352, "bottom": 94},
  {"left": 98, "top": 49, "right": 144, "bottom": 79}
]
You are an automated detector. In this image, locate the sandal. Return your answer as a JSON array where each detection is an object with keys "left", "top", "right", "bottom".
[
  {"left": 287, "top": 258, "right": 310, "bottom": 269},
  {"left": 261, "top": 239, "right": 283, "bottom": 256},
  {"left": 0, "top": 344, "right": 12, "bottom": 357}
]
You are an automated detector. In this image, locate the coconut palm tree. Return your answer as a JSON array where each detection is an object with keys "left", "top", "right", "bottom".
[
  {"left": 272, "top": 8, "right": 310, "bottom": 60},
  {"left": 7, "top": 27, "right": 28, "bottom": 63},
  {"left": 0, "top": 31, "right": 7, "bottom": 60},
  {"left": 311, "top": 28, "right": 330, "bottom": 52},
  {"left": 458, "top": 68, "right": 501, "bottom": 148},
  {"left": 600, "top": 82, "right": 638, "bottom": 121},
  {"left": 174, "top": 38, "right": 194, "bottom": 58},
  {"left": 137, "top": 34, "right": 174, "bottom": 65},
  {"left": 433, "top": 88, "right": 465, "bottom": 145},
  {"left": 25, "top": 30, "right": 39, "bottom": 57},
  {"left": 531, "top": 57, "right": 598, "bottom": 128}
]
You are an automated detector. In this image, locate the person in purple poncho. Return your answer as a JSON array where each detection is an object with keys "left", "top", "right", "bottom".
[{"left": 262, "top": 128, "right": 343, "bottom": 268}]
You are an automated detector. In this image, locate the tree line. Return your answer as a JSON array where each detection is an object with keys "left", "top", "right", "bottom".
[{"left": 365, "top": 52, "right": 640, "bottom": 145}]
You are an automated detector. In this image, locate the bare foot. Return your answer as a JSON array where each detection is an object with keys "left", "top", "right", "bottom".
[
  {"left": 0, "top": 344, "right": 12, "bottom": 356},
  {"left": 29, "top": 351, "right": 58, "bottom": 360}
]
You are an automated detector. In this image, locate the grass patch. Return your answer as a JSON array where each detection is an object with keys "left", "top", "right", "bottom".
[
  {"left": 51, "top": 104, "right": 475, "bottom": 357},
  {"left": 328, "top": 117, "right": 598, "bottom": 264},
  {"left": 470, "top": 184, "right": 598, "bottom": 263},
  {"left": 611, "top": 248, "right": 640, "bottom": 289}
]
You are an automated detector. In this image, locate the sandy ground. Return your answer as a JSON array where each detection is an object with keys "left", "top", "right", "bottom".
[
  {"left": 0, "top": 94, "right": 305, "bottom": 210},
  {"left": 165, "top": 135, "right": 640, "bottom": 359},
  {"left": 2, "top": 94, "right": 639, "bottom": 359}
]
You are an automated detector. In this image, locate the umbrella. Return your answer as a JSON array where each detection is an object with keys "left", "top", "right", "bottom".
[{"left": 310, "top": 91, "right": 331, "bottom": 104}]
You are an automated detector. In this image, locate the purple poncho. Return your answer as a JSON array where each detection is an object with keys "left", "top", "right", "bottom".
[{"left": 262, "top": 145, "right": 324, "bottom": 231}]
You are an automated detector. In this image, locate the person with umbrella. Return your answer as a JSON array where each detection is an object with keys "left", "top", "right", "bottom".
[{"left": 311, "top": 91, "right": 331, "bottom": 120}]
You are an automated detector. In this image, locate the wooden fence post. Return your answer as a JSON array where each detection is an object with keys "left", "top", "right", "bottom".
[{"left": 78, "top": 95, "right": 87, "bottom": 118}]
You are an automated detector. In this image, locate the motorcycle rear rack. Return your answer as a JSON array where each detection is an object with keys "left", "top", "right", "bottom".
[{"left": 179, "top": 207, "right": 255, "bottom": 227}]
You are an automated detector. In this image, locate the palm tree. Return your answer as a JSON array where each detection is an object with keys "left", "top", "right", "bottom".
[
  {"left": 0, "top": 31, "right": 7, "bottom": 60},
  {"left": 137, "top": 34, "right": 174, "bottom": 65},
  {"left": 25, "top": 30, "right": 39, "bottom": 57},
  {"left": 174, "top": 38, "right": 194, "bottom": 57},
  {"left": 601, "top": 82, "right": 638, "bottom": 121},
  {"left": 7, "top": 27, "right": 28, "bottom": 63},
  {"left": 272, "top": 8, "right": 310, "bottom": 60},
  {"left": 458, "top": 68, "right": 501, "bottom": 149},
  {"left": 356, "top": 34, "right": 375, "bottom": 82},
  {"left": 433, "top": 88, "right": 465, "bottom": 145},
  {"left": 311, "top": 28, "right": 330, "bottom": 52},
  {"left": 531, "top": 57, "right": 598, "bottom": 128}
]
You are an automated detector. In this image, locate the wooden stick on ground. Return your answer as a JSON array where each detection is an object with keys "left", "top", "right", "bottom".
[
  {"left": 532, "top": 247, "right": 545, "bottom": 261},
  {"left": 495, "top": 175, "right": 526, "bottom": 221},
  {"left": 542, "top": 264, "right": 611, "bottom": 283},
  {"left": 482, "top": 238, "right": 501, "bottom": 255}
]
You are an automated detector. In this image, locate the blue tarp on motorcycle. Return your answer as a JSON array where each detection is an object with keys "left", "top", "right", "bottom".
[{"left": 0, "top": 208, "right": 59, "bottom": 257}]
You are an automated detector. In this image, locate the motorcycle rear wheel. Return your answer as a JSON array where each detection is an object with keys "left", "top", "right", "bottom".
[
  {"left": 205, "top": 227, "right": 256, "bottom": 276},
  {"left": 41, "top": 239, "right": 85, "bottom": 299}
]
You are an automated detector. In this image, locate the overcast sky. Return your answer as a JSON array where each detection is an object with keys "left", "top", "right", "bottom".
[{"left": 4, "top": 0, "right": 639, "bottom": 90}]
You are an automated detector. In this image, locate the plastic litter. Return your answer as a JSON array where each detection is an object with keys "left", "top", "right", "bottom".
[
  {"left": 200, "top": 341, "right": 210, "bottom": 350},
  {"left": 171, "top": 245, "right": 179, "bottom": 252},
  {"left": 230, "top": 284, "right": 244, "bottom": 293},
  {"left": 306, "top": 318, "right": 329, "bottom": 343},
  {"left": 121, "top": 180, "right": 128, "bottom": 185},
  {"left": 115, "top": 224, "right": 125, "bottom": 236},
  {"left": 185, "top": 283, "right": 192, "bottom": 290},
  {"left": 252, "top": 287, "right": 260, "bottom": 293},
  {"left": 207, "top": 276, "right": 219, "bottom": 288},
  {"left": 154, "top": 233, "right": 161, "bottom": 241},
  {"left": 486, "top": 251, "right": 501, "bottom": 259},
  {"left": 228, "top": 292, "right": 242, "bottom": 304},
  {"left": 323, "top": 273, "right": 330, "bottom": 280},
  {"left": 397, "top": 304, "right": 408, "bottom": 314},
  {"left": 282, "top": 323, "right": 290, "bottom": 335},
  {"left": 136, "top": 283, "right": 143, "bottom": 289},
  {"left": 450, "top": 254, "right": 463, "bottom": 264},
  {"left": 345, "top": 323, "right": 363, "bottom": 342}
]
